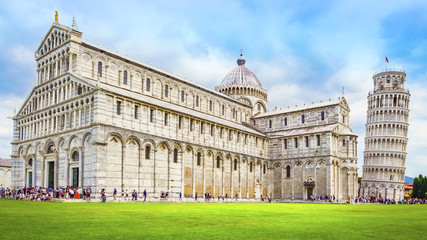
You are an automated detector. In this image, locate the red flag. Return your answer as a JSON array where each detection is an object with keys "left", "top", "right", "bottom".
[{"left": 385, "top": 57, "right": 389, "bottom": 63}]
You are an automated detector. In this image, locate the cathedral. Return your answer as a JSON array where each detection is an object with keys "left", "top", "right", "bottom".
[{"left": 11, "top": 18, "right": 359, "bottom": 201}]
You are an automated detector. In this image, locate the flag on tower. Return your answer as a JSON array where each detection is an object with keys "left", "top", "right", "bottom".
[{"left": 385, "top": 57, "right": 389, "bottom": 63}]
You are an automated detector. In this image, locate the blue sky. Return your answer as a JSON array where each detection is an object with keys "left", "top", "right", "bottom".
[{"left": 0, "top": 0, "right": 426, "bottom": 177}]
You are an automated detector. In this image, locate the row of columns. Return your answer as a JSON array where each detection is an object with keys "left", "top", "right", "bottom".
[
  {"left": 19, "top": 104, "right": 93, "bottom": 141},
  {"left": 28, "top": 81, "right": 87, "bottom": 114},
  {"left": 362, "top": 186, "right": 403, "bottom": 200},
  {"left": 366, "top": 124, "right": 408, "bottom": 137},
  {"left": 368, "top": 111, "right": 409, "bottom": 123},
  {"left": 364, "top": 139, "right": 407, "bottom": 152},
  {"left": 368, "top": 94, "right": 410, "bottom": 109},
  {"left": 364, "top": 155, "right": 405, "bottom": 167},
  {"left": 218, "top": 86, "right": 268, "bottom": 101},
  {"left": 363, "top": 169, "right": 404, "bottom": 182},
  {"left": 38, "top": 54, "right": 68, "bottom": 85}
]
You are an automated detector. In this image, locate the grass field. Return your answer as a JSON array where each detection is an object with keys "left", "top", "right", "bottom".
[{"left": 0, "top": 200, "right": 425, "bottom": 239}]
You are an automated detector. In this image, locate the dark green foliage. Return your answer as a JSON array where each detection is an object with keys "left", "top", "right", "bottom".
[{"left": 412, "top": 174, "right": 427, "bottom": 198}]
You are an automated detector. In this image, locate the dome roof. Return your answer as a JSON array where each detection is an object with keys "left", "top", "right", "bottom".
[{"left": 220, "top": 54, "right": 262, "bottom": 87}]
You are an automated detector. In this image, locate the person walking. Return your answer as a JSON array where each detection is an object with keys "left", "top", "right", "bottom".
[
  {"left": 143, "top": 189, "right": 147, "bottom": 202},
  {"left": 132, "top": 190, "right": 138, "bottom": 201},
  {"left": 113, "top": 188, "right": 117, "bottom": 200},
  {"left": 87, "top": 188, "right": 91, "bottom": 202},
  {"left": 101, "top": 188, "right": 106, "bottom": 203}
]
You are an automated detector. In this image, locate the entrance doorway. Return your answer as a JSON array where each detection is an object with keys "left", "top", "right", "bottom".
[
  {"left": 72, "top": 168, "right": 79, "bottom": 187},
  {"left": 48, "top": 162, "right": 54, "bottom": 188},
  {"left": 307, "top": 187, "right": 313, "bottom": 200},
  {"left": 28, "top": 172, "right": 32, "bottom": 187}
]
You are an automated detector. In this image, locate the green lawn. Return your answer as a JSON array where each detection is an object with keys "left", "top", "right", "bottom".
[{"left": 0, "top": 200, "right": 425, "bottom": 239}]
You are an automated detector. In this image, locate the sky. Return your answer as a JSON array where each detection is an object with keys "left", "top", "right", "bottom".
[{"left": 0, "top": 0, "right": 426, "bottom": 177}]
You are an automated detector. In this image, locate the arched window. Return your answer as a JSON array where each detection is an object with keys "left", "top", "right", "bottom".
[
  {"left": 28, "top": 158, "right": 33, "bottom": 167},
  {"left": 232, "top": 109, "right": 235, "bottom": 119},
  {"left": 263, "top": 164, "right": 266, "bottom": 174},
  {"left": 269, "top": 120, "right": 272, "bottom": 128},
  {"left": 47, "top": 144, "right": 54, "bottom": 154},
  {"left": 146, "top": 78, "right": 151, "bottom": 92},
  {"left": 234, "top": 159, "right": 237, "bottom": 171},
  {"left": 181, "top": 90, "right": 185, "bottom": 102},
  {"left": 250, "top": 162, "right": 253, "bottom": 172},
  {"left": 164, "top": 85, "right": 169, "bottom": 98},
  {"left": 257, "top": 104, "right": 261, "bottom": 111},
  {"left": 286, "top": 165, "right": 291, "bottom": 178},
  {"left": 97, "top": 61, "right": 102, "bottom": 77},
  {"left": 321, "top": 111, "right": 325, "bottom": 121},
  {"left": 123, "top": 70, "right": 128, "bottom": 85},
  {"left": 173, "top": 148, "right": 178, "bottom": 163},
  {"left": 72, "top": 151, "right": 79, "bottom": 161},
  {"left": 197, "top": 152, "right": 201, "bottom": 166},
  {"left": 222, "top": 105, "right": 225, "bottom": 115},
  {"left": 216, "top": 156, "right": 221, "bottom": 168},
  {"left": 209, "top": 100, "right": 213, "bottom": 111},
  {"left": 77, "top": 86, "right": 82, "bottom": 95},
  {"left": 145, "top": 145, "right": 151, "bottom": 159},
  {"left": 196, "top": 96, "right": 199, "bottom": 107},
  {"left": 302, "top": 114, "right": 305, "bottom": 123},
  {"left": 342, "top": 139, "right": 346, "bottom": 146}
]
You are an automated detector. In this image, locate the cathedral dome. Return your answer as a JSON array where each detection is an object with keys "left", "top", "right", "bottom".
[{"left": 220, "top": 54, "right": 263, "bottom": 88}]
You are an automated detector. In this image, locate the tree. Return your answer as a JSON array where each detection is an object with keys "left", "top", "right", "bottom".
[
  {"left": 411, "top": 174, "right": 427, "bottom": 198},
  {"left": 412, "top": 177, "right": 419, "bottom": 198},
  {"left": 423, "top": 176, "right": 427, "bottom": 198}
]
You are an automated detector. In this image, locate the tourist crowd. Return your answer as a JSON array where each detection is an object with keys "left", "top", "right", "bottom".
[
  {"left": 0, "top": 186, "right": 92, "bottom": 201},
  {"left": 309, "top": 195, "right": 337, "bottom": 202},
  {"left": 353, "top": 196, "right": 427, "bottom": 204},
  {"left": 1, "top": 186, "right": 426, "bottom": 204}
]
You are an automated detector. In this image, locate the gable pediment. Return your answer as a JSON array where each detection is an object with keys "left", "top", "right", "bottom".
[
  {"left": 339, "top": 98, "right": 350, "bottom": 111},
  {"left": 35, "top": 23, "right": 72, "bottom": 59}
]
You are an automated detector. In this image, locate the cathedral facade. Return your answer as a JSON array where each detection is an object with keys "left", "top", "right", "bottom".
[{"left": 11, "top": 20, "right": 358, "bottom": 201}]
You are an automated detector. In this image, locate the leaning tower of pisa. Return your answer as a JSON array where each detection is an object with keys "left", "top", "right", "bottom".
[{"left": 361, "top": 70, "right": 410, "bottom": 200}]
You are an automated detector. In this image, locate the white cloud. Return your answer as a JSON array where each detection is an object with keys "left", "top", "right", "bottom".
[
  {"left": 10, "top": 45, "right": 34, "bottom": 66},
  {"left": 0, "top": 96, "right": 24, "bottom": 158}
]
